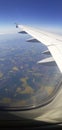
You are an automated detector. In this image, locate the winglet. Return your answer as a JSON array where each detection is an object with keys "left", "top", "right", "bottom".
[
  {"left": 14, "top": 23, "right": 18, "bottom": 28},
  {"left": 15, "top": 23, "right": 24, "bottom": 29}
]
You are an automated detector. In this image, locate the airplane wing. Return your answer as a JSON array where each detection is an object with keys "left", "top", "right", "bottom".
[{"left": 16, "top": 24, "right": 62, "bottom": 73}]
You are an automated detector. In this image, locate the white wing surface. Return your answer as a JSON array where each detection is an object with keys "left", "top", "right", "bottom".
[{"left": 17, "top": 25, "right": 62, "bottom": 73}]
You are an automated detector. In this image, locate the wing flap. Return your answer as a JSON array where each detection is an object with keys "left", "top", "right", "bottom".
[
  {"left": 37, "top": 57, "right": 54, "bottom": 64},
  {"left": 26, "top": 38, "right": 40, "bottom": 42}
]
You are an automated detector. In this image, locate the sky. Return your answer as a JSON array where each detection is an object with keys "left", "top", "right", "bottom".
[{"left": 0, "top": 0, "right": 62, "bottom": 34}]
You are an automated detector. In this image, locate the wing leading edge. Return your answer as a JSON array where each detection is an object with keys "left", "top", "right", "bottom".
[{"left": 17, "top": 24, "right": 62, "bottom": 73}]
